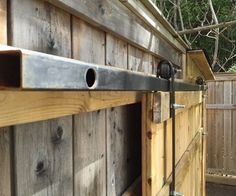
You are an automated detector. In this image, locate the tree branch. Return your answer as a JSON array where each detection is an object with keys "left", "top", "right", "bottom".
[
  {"left": 208, "top": 0, "right": 219, "bottom": 68},
  {"left": 178, "top": 20, "right": 236, "bottom": 35}
]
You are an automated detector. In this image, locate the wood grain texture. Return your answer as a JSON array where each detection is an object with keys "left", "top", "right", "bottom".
[
  {"left": 142, "top": 93, "right": 165, "bottom": 196},
  {"left": 201, "top": 94, "right": 207, "bottom": 196},
  {"left": 46, "top": 0, "right": 182, "bottom": 65},
  {"left": 74, "top": 111, "right": 106, "bottom": 196},
  {"left": 187, "top": 50, "right": 215, "bottom": 80},
  {"left": 140, "top": 0, "right": 188, "bottom": 49},
  {"left": 0, "top": 127, "right": 12, "bottom": 196},
  {"left": 207, "top": 79, "right": 236, "bottom": 176},
  {"left": 9, "top": 1, "right": 73, "bottom": 195},
  {"left": 153, "top": 92, "right": 170, "bottom": 123},
  {"left": 106, "top": 104, "right": 141, "bottom": 196},
  {"left": 122, "top": 176, "right": 141, "bottom": 196},
  {"left": 106, "top": 34, "right": 141, "bottom": 196},
  {"left": 120, "top": 0, "right": 185, "bottom": 52},
  {"left": 206, "top": 174, "right": 236, "bottom": 186},
  {"left": 0, "top": 1, "right": 11, "bottom": 195},
  {"left": 14, "top": 117, "right": 73, "bottom": 196},
  {"left": 72, "top": 17, "right": 106, "bottom": 196},
  {"left": 143, "top": 91, "right": 203, "bottom": 196},
  {"left": 214, "top": 73, "right": 236, "bottom": 81},
  {"left": 0, "top": 0, "right": 6, "bottom": 44},
  {"left": 9, "top": 0, "right": 71, "bottom": 56},
  {"left": 153, "top": 91, "right": 203, "bottom": 123},
  {"left": 223, "top": 81, "right": 233, "bottom": 173},
  {"left": 214, "top": 82, "right": 224, "bottom": 170},
  {"left": 157, "top": 131, "right": 202, "bottom": 196},
  {"left": 0, "top": 91, "right": 141, "bottom": 128},
  {"left": 206, "top": 82, "right": 216, "bottom": 169},
  {"left": 206, "top": 104, "right": 236, "bottom": 110},
  {"left": 128, "top": 45, "right": 153, "bottom": 74},
  {"left": 232, "top": 81, "right": 236, "bottom": 175}
]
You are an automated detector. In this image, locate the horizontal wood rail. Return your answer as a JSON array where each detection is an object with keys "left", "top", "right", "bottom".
[
  {"left": 0, "top": 91, "right": 203, "bottom": 128},
  {"left": 0, "top": 91, "right": 141, "bottom": 128},
  {"left": 206, "top": 104, "right": 236, "bottom": 110},
  {"left": 46, "top": 0, "right": 183, "bottom": 65},
  {"left": 120, "top": 0, "right": 186, "bottom": 52},
  {"left": 206, "top": 174, "right": 236, "bottom": 186}
]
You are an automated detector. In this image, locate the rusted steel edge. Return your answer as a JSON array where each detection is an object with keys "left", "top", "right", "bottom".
[{"left": 0, "top": 45, "right": 204, "bottom": 92}]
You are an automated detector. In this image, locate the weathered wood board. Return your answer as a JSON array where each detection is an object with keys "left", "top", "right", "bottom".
[
  {"left": 0, "top": 0, "right": 6, "bottom": 44},
  {"left": 14, "top": 117, "right": 73, "bottom": 196},
  {"left": 9, "top": 0, "right": 73, "bottom": 195},
  {"left": 0, "top": 1, "right": 11, "bottom": 196},
  {"left": 0, "top": 0, "right": 207, "bottom": 196},
  {"left": 0, "top": 127, "right": 12, "bottom": 196},
  {"left": 207, "top": 78, "right": 236, "bottom": 176},
  {"left": 46, "top": 0, "right": 182, "bottom": 65},
  {"left": 72, "top": 18, "right": 106, "bottom": 196},
  {"left": 106, "top": 34, "right": 141, "bottom": 195}
]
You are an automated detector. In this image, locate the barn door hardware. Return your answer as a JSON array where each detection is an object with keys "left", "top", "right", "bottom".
[
  {"left": 172, "top": 104, "right": 185, "bottom": 110},
  {"left": 0, "top": 45, "right": 204, "bottom": 92},
  {"left": 157, "top": 60, "right": 183, "bottom": 196}
]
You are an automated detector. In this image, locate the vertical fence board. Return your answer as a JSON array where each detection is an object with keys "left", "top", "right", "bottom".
[
  {"left": 207, "top": 76, "right": 236, "bottom": 176},
  {"left": 128, "top": 45, "right": 153, "bottom": 74},
  {"left": 0, "top": 0, "right": 6, "bottom": 44},
  {"left": 10, "top": 1, "right": 73, "bottom": 195},
  {"left": 215, "top": 82, "right": 224, "bottom": 170},
  {"left": 0, "top": 1, "right": 11, "bottom": 195},
  {"left": 232, "top": 81, "right": 236, "bottom": 171},
  {"left": 0, "top": 127, "right": 11, "bottom": 196},
  {"left": 106, "top": 34, "right": 141, "bottom": 195},
  {"left": 72, "top": 18, "right": 106, "bottom": 196},
  {"left": 206, "top": 82, "right": 216, "bottom": 169},
  {"left": 14, "top": 117, "right": 73, "bottom": 196},
  {"left": 223, "top": 81, "right": 232, "bottom": 173}
]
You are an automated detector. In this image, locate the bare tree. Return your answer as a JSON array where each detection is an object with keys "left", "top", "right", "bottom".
[{"left": 156, "top": 0, "right": 236, "bottom": 72}]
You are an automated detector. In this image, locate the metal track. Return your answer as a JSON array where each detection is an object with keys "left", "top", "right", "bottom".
[{"left": 0, "top": 45, "right": 204, "bottom": 91}]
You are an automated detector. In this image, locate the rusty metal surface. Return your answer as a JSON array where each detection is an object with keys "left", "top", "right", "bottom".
[{"left": 0, "top": 45, "right": 204, "bottom": 91}]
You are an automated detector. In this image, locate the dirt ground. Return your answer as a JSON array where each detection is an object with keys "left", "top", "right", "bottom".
[{"left": 206, "top": 182, "right": 236, "bottom": 196}]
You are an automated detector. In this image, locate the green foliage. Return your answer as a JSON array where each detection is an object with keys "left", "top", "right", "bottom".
[
  {"left": 156, "top": 0, "right": 236, "bottom": 72},
  {"left": 228, "top": 64, "right": 236, "bottom": 73}
]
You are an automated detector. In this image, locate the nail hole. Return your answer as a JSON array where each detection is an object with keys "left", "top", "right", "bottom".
[{"left": 85, "top": 68, "right": 96, "bottom": 88}]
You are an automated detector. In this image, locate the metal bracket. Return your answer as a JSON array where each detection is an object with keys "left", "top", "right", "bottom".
[
  {"left": 172, "top": 103, "right": 185, "bottom": 110},
  {"left": 170, "top": 191, "right": 184, "bottom": 196}
]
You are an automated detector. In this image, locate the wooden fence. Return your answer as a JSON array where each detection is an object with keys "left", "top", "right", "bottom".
[
  {"left": 206, "top": 73, "right": 236, "bottom": 176},
  {"left": 0, "top": 0, "right": 206, "bottom": 196}
]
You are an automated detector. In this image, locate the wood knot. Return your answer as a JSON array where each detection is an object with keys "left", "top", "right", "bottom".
[
  {"left": 147, "top": 131, "right": 152, "bottom": 140},
  {"left": 148, "top": 177, "right": 152, "bottom": 185},
  {"left": 47, "top": 37, "right": 56, "bottom": 49},
  {"left": 35, "top": 161, "right": 46, "bottom": 176},
  {"left": 52, "top": 126, "right": 63, "bottom": 144},
  {"left": 98, "top": 4, "right": 105, "bottom": 15}
]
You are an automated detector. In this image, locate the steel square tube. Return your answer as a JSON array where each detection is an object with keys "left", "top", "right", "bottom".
[{"left": 0, "top": 45, "right": 203, "bottom": 91}]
